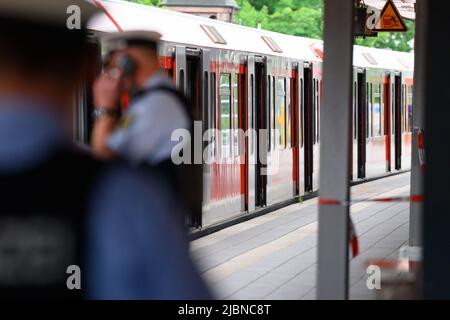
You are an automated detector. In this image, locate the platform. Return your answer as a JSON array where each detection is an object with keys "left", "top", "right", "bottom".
[{"left": 191, "top": 172, "right": 411, "bottom": 300}]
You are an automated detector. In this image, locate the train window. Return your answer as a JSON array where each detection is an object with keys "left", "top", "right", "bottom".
[
  {"left": 270, "top": 76, "right": 276, "bottom": 151},
  {"left": 250, "top": 74, "right": 255, "bottom": 152},
  {"left": 220, "top": 73, "right": 231, "bottom": 159},
  {"left": 384, "top": 81, "right": 390, "bottom": 136},
  {"left": 371, "top": 84, "right": 374, "bottom": 137},
  {"left": 276, "top": 77, "right": 287, "bottom": 149},
  {"left": 353, "top": 81, "right": 357, "bottom": 140},
  {"left": 373, "top": 84, "right": 381, "bottom": 137},
  {"left": 407, "top": 85, "right": 413, "bottom": 133},
  {"left": 273, "top": 77, "right": 277, "bottom": 149},
  {"left": 401, "top": 84, "right": 406, "bottom": 133},
  {"left": 315, "top": 79, "right": 319, "bottom": 143},
  {"left": 366, "top": 82, "right": 370, "bottom": 138},
  {"left": 404, "top": 85, "right": 408, "bottom": 133},
  {"left": 371, "top": 83, "right": 375, "bottom": 137},
  {"left": 369, "top": 83, "right": 373, "bottom": 138},
  {"left": 392, "top": 83, "right": 395, "bottom": 135},
  {"left": 406, "top": 86, "right": 409, "bottom": 132},
  {"left": 312, "top": 79, "right": 316, "bottom": 144},
  {"left": 286, "top": 78, "right": 292, "bottom": 149},
  {"left": 317, "top": 80, "right": 321, "bottom": 142},
  {"left": 381, "top": 83, "right": 385, "bottom": 136},
  {"left": 211, "top": 73, "right": 217, "bottom": 159},
  {"left": 211, "top": 73, "right": 217, "bottom": 130},
  {"left": 300, "top": 78, "right": 304, "bottom": 148},
  {"left": 204, "top": 71, "right": 209, "bottom": 126},
  {"left": 204, "top": 71, "right": 209, "bottom": 156},
  {"left": 233, "top": 73, "right": 240, "bottom": 157},
  {"left": 267, "top": 75, "right": 272, "bottom": 151}
]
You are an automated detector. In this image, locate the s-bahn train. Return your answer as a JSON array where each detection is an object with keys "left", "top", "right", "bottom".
[{"left": 77, "top": 0, "right": 414, "bottom": 228}]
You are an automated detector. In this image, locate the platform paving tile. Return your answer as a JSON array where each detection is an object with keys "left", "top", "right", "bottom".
[
  {"left": 192, "top": 215, "right": 318, "bottom": 269},
  {"left": 192, "top": 173, "right": 411, "bottom": 300},
  {"left": 191, "top": 204, "right": 317, "bottom": 254},
  {"left": 300, "top": 288, "right": 316, "bottom": 300},
  {"left": 265, "top": 285, "right": 314, "bottom": 300}
]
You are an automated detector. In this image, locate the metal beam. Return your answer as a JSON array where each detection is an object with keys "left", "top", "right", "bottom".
[
  {"left": 317, "top": 0, "right": 354, "bottom": 300},
  {"left": 409, "top": 0, "right": 425, "bottom": 248},
  {"left": 422, "top": 0, "right": 450, "bottom": 299}
]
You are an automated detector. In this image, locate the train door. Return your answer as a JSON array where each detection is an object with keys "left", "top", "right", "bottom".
[
  {"left": 291, "top": 64, "right": 302, "bottom": 196},
  {"left": 175, "top": 46, "right": 187, "bottom": 93},
  {"left": 235, "top": 65, "right": 246, "bottom": 212},
  {"left": 186, "top": 48, "right": 202, "bottom": 121},
  {"left": 394, "top": 74, "right": 402, "bottom": 170},
  {"left": 255, "top": 58, "right": 267, "bottom": 207},
  {"left": 175, "top": 46, "right": 203, "bottom": 227},
  {"left": 357, "top": 70, "right": 367, "bottom": 179},
  {"left": 246, "top": 56, "right": 257, "bottom": 212},
  {"left": 351, "top": 75, "right": 356, "bottom": 181},
  {"left": 303, "top": 64, "right": 314, "bottom": 193},
  {"left": 384, "top": 74, "right": 392, "bottom": 172},
  {"left": 75, "top": 37, "right": 100, "bottom": 144}
]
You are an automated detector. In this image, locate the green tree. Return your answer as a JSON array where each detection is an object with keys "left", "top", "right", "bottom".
[
  {"left": 236, "top": 0, "right": 323, "bottom": 39},
  {"left": 355, "top": 20, "right": 414, "bottom": 52},
  {"left": 267, "top": 6, "right": 323, "bottom": 39},
  {"left": 126, "top": 0, "right": 413, "bottom": 52},
  {"left": 237, "top": 0, "right": 413, "bottom": 51},
  {"left": 126, "top": 0, "right": 160, "bottom": 6},
  {"left": 248, "top": 0, "right": 322, "bottom": 13},
  {"left": 235, "top": 0, "right": 270, "bottom": 28}
]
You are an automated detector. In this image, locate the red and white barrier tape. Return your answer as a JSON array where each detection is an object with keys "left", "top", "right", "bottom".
[
  {"left": 322, "top": 127, "right": 426, "bottom": 259},
  {"left": 349, "top": 218, "right": 359, "bottom": 258},
  {"left": 319, "top": 194, "right": 423, "bottom": 206},
  {"left": 417, "top": 128, "right": 426, "bottom": 173},
  {"left": 320, "top": 195, "right": 423, "bottom": 259}
]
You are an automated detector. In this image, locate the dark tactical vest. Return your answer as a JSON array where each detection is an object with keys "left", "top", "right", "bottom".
[
  {"left": 135, "top": 85, "right": 203, "bottom": 227},
  {"left": 0, "top": 146, "right": 101, "bottom": 299}
]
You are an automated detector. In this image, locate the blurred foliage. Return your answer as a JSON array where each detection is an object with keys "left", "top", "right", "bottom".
[
  {"left": 125, "top": 0, "right": 414, "bottom": 52},
  {"left": 235, "top": 0, "right": 323, "bottom": 40},
  {"left": 355, "top": 20, "right": 414, "bottom": 52},
  {"left": 127, "top": 0, "right": 161, "bottom": 6}
]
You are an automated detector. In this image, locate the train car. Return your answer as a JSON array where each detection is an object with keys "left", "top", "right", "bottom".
[
  {"left": 77, "top": 0, "right": 414, "bottom": 228},
  {"left": 352, "top": 46, "right": 413, "bottom": 181}
]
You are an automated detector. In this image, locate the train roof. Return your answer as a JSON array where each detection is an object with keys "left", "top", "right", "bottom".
[{"left": 89, "top": 0, "right": 414, "bottom": 72}]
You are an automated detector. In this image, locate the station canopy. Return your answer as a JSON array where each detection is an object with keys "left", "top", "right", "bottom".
[{"left": 364, "top": 0, "right": 416, "bottom": 20}]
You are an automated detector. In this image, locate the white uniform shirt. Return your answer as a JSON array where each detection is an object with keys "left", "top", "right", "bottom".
[{"left": 108, "top": 73, "right": 190, "bottom": 165}]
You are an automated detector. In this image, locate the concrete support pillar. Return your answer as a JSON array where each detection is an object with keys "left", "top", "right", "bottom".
[
  {"left": 317, "top": 0, "right": 354, "bottom": 300},
  {"left": 422, "top": 0, "right": 450, "bottom": 300}
]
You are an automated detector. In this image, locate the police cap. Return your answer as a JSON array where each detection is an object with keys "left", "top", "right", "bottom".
[{"left": 102, "top": 31, "right": 162, "bottom": 55}]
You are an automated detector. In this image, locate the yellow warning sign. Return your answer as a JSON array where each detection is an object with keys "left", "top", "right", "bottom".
[{"left": 373, "top": 0, "right": 408, "bottom": 32}]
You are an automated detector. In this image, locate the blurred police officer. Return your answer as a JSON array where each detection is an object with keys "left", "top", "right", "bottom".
[
  {"left": 0, "top": 0, "right": 209, "bottom": 300},
  {"left": 91, "top": 31, "right": 191, "bottom": 167},
  {"left": 91, "top": 31, "right": 196, "bottom": 223}
]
